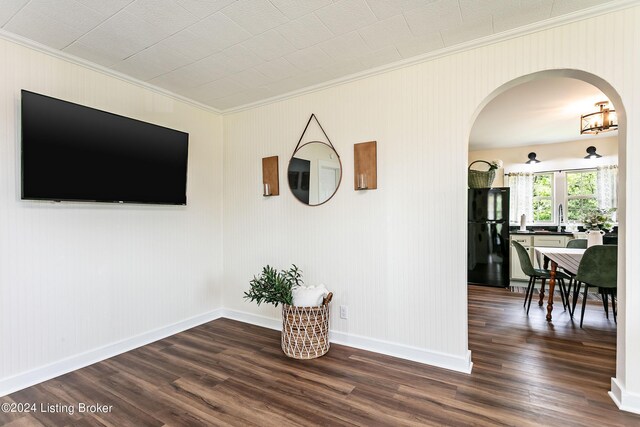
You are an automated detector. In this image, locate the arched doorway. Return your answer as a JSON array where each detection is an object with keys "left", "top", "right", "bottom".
[{"left": 466, "top": 69, "right": 627, "bottom": 405}]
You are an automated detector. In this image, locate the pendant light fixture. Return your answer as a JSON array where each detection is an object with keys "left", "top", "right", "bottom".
[
  {"left": 526, "top": 152, "right": 540, "bottom": 164},
  {"left": 584, "top": 146, "right": 602, "bottom": 159},
  {"left": 580, "top": 101, "right": 618, "bottom": 134}
]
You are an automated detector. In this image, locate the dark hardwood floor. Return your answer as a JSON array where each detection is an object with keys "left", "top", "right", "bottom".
[{"left": 2, "top": 286, "right": 638, "bottom": 426}]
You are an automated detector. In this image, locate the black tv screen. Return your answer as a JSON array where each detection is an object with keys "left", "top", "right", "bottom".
[{"left": 21, "top": 90, "right": 189, "bottom": 205}]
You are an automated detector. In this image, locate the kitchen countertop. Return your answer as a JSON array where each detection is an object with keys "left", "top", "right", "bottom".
[{"left": 510, "top": 231, "right": 576, "bottom": 236}]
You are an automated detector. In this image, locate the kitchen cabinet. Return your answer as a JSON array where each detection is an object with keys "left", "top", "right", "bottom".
[
  {"left": 533, "top": 235, "right": 568, "bottom": 248},
  {"left": 533, "top": 235, "right": 571, "bottom": 268},
  {"left": 510, "top": 235, "right": 533, "bottom": 281}
]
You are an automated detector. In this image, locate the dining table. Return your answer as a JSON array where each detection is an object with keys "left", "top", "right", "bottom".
[{"left": 534, "top": 247, "right": 586, "bottom": 321}]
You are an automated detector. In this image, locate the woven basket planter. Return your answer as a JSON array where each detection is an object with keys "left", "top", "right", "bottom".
[
  {"left": 468, "top": 160, "right": 496, "bottom": 188},
  {"left": 281, "top": 294, "right": 332, "bottom": 359}
]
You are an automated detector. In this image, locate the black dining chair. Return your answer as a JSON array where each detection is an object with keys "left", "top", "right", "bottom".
[
  {"left": 573, "top": 245, "right": 617, "bottom": 328},
  {"left": 512, "top": 241, "right": 571, "bottom": 314},
  {"left": 567, "top": 239, "right": 588, "bottom": 249}
]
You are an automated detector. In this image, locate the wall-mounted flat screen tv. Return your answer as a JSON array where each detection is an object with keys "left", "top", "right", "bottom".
[{"left": 21, "top": 90, "right": 189, "bottom": 205}]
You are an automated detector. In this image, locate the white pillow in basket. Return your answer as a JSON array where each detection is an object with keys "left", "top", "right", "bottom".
[{"left": 292, "top": 284, "right": 329, "bottom": 307}]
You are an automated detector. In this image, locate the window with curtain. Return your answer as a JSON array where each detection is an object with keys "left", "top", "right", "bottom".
[
  {"left": 597, "top": 165, "right": 618, "bottom": 210},
  {"left": 507, "top": 165, "right": 618, "bottom": 225},
  {"left": 566, "top": 170, "right": 597, "bottom": 221},
  {"left": 597, "top": 165, "right": 618, "bottom": 222},
  {"left": 533, "top": 173, "right": 554, "bottom": 222},
  {"left": 507, "top": 172, "right": 534, "bottom": 225}
]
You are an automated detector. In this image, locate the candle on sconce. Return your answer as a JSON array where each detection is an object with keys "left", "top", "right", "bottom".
[
  {"left": 263, "top": 183, "right": 271, "bottom": 196},
  {"left": 358, "top": 174, "right": 368, "bottom": 190}
]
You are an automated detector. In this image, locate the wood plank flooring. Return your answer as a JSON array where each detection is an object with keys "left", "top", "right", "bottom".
[{"left": 2, "top": 286, "right": 639, "bottom": 426}]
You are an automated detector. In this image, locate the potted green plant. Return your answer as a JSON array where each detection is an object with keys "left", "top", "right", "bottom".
[
  {"left": 244, "top": 264, "right": 332, "bottom": 360},
  {"left": 243, "top": 264, "right": 303, "bottom": 307},
  {"left": 582, "top": 208, "right": 616, "bottom": 247},
  {"left": 582, "top": 208, "right": 615, "bottom": 231}
]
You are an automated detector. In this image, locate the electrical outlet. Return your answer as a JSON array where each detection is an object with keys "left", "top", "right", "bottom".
[{"left": 340, "top": 305, "right": 348, "bottom": 319}]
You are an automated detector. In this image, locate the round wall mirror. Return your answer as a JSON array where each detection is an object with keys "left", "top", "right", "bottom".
[{"left": 288, "top": 141, "right": 342, "bottom": 206}]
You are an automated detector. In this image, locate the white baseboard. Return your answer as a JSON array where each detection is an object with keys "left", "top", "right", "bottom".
[
  {"left": 610, "top": 377, "right": 640, "bottom": 415},
  {"left": 220, "top": 308, "right": 473, "bottom": 374},
  {"left": 329, "top": 331, "right": 473, "bottom": 374},
  {"left": 0, "top": 309, "right": 223, "bottom": 397},
  {"left": 220, "top": 308, "right": 281, "bottom": 331}
]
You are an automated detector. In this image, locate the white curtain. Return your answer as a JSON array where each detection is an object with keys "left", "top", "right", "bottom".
[
  {"left": 507, "top": 172, "right": 534, "bottom": 224},
  {"left": 597, "top": 165, "right": 618, "bottom": 211}
]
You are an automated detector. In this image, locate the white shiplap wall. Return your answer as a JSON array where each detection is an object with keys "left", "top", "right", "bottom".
[
  {"left": 223, "top": 5, "right": 640, "bottom": 407},
  {"left": 0, "top": 38, "right": 224, "bottom": 393}
]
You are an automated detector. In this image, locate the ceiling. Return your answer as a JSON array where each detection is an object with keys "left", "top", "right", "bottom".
[
  {"left": 0, "top": 0, "right": 616, "bottom": 111},
  {"left": 469, "top": 77, "right": 617, "bottom": 150}
]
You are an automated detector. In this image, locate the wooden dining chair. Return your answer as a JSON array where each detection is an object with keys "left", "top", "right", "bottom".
[
  {"left": 574, "top": 245, "right": 617, "bottom": 328},
  {"left": 512, "top": 241, "right": 571, "bottom": 314}
]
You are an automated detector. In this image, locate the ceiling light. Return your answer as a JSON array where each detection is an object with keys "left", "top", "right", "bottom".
[
  {"left": 580, "top": 101, "right": 618, "bottom": 134},
  {"left": 526, "top": 152, "right": 540, "bottom": 164},
  {"left": 584, "top": 146, "right": 602, "bottom": 159}
]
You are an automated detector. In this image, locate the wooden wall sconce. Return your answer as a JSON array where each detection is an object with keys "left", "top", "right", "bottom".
[
  {"left": 262, "top": 156, "right": 279, "bottom": 196},
  {"left": 354, "top": 141, "right": 377, "bottom": 190}
]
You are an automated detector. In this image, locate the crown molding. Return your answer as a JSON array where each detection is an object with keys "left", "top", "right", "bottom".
[
  {"left": 0, "top": 0, "right": 636, "bottom": 116},
  {"left": 0, "top": 29, "right": 222, "bottom": 115},
  {"left": 221, "top": 0, "right": 639, "bottom": 115}
]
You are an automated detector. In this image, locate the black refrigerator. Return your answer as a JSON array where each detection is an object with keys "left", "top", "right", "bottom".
[{"left": 468, "top": 188, "right": 510, "bottom": 287}]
